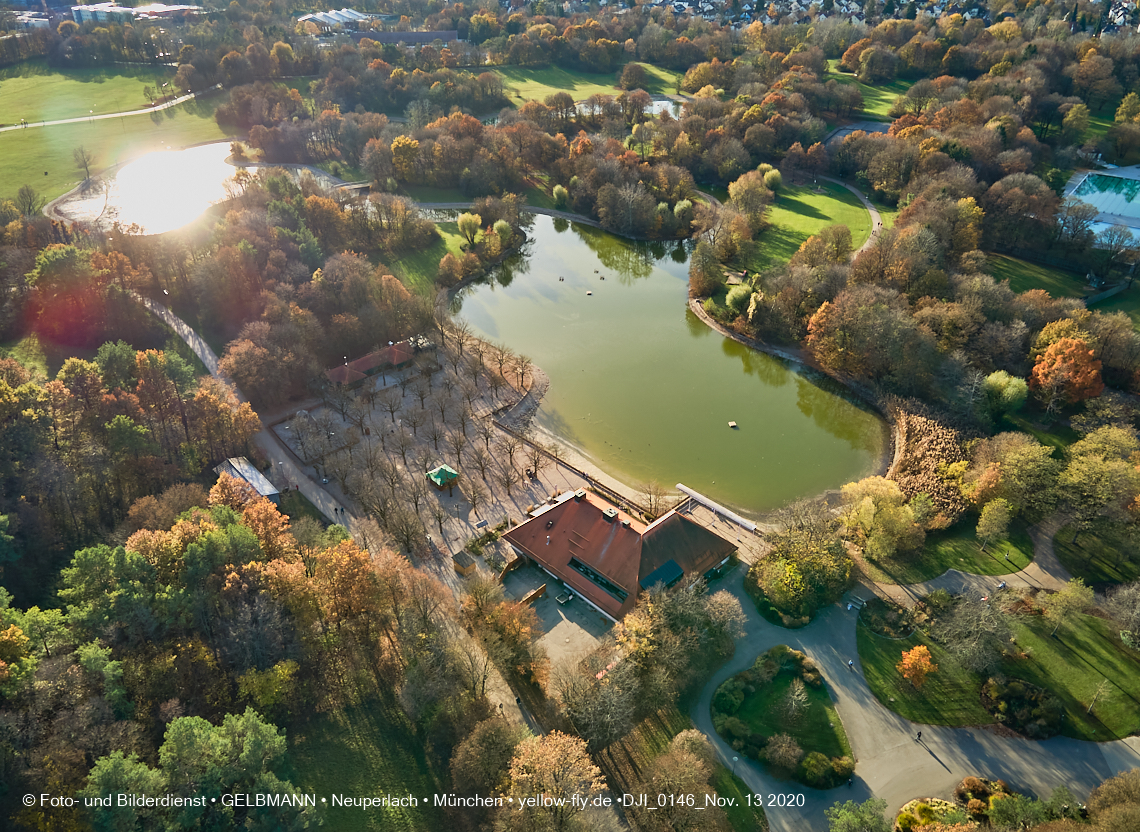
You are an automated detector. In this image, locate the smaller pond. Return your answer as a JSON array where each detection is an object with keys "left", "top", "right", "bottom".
[{"left": 54, "top": 142, "right": 343, "bottom": 235}]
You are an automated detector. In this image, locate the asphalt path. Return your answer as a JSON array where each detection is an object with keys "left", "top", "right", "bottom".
[
  {"left": 0, "top": 84, "right": 221, "bottom": 133},
  {"left": 692, "top": 567, "right": 1140, "bottom": 831}
]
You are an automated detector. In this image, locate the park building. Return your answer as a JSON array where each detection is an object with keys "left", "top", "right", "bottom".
[
  {"left": 214, "top": 457, "right": 281, "bottom": 506},
  {"left": 503, "top": 489, "right": 736, "bottom": 622},
  {"left": 297, "top": 7, "right": 371, "bottom": 31},
  {"left": 71, "top": 2, "right": 202, "bottom": 23}
]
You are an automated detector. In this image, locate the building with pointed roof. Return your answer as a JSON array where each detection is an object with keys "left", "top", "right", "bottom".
[{"left": 503, "top": 489, "right": 735, "bottom": 621}]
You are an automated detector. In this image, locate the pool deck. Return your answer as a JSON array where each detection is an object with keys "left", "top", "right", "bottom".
[{"left": 1064, "top": 166, "right": 1140, "bottom": 232}]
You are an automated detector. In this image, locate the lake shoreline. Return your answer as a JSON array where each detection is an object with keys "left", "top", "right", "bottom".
[{"left": 686, "top": 297, "right": 902, "bottom": 488}]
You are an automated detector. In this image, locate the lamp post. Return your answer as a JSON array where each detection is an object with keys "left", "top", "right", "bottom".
[{"left": 732, "top": 756, "right": 738, "bottom": 776}]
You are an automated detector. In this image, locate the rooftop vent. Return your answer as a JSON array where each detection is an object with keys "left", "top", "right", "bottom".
[
  {"left": 573, "top": 489, "right": 587, "bottom": 501},
  {"left": 620, "top": 519, "right": 630, "bottom": 528},
  {"left": 602, "top": 508, "right": 619, "bottom": 522}
]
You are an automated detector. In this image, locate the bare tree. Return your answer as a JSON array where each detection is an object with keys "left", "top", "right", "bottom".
[
  {"left": 469, "top": 445, "right": 492, "bottom": 482},
  {"left": 407, "top": 475, "right": 430, "bottom": 515},
  {"left": 429, "top": 502, "right": 449, "bottom": 538},
  {"left": 346, "top": 395, "right": 370, "bottom": 434},
  {"left": 447, "top": 430, "right": 468, "bottom": 462},
  {"left": 413, "top": 380, "right": 432, "bottom": 408},
  {"left": 464, "top": 354, "right": 483, "bottom": 389},
  {"left": 378, "top": 458, "right": 405, "bottom": 496},
  {"left": 477, "top": 418, "right": 496, "bottom": 451},
  {"left": 640, "top": 480, "right": 668, "bottom": 520},
  {"left": 379, "top": 387, "right": 403, "bottom": 423},
  {"left": 73, "top": 145, "right": 94, "bottom": 180},
  {"left": 326, "top": 449, "right": 354, "bottom": 490},
  {"left": 513, "top": 354, "right": 532, "bottom": 390},
  {"left": 486, "top": 371, "right": 506, "bottom": 403},
  {"left": 404, "top": 406, "right": 426, "bottom": 437},
  {"left": 498, "top": 435, "right": 521, "bottom": 472},
  {"left": 453, "top": 319, "right": 472, "bottom": 358},
  {"left": 432, "top": 393, "right": 452, "bottom": 424},
  {"left": 496, "top": 465, "right": 519, "bottom": 497},
  {"left": 492, "top": 343, "right": 514, "bottom": 378},
  {"left": 526, "top": 439, "right": 550, "bottom": 479},
  {"left": 395, "top": 428, "right": 415, "bottom": 466},
  {"left": 464, "top": 477, "right": 487, "bottom": 517},
  {"left": 425, "top": 418, "right": 444, "bottom": 451},
  {"left": 461, "top": 380, "right": 480, "bottom": 412},
  {"left": 456, "top": 406, "right": 472, "bottom": 438}
]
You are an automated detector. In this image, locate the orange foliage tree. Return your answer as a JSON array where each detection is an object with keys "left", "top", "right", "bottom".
[
  {"left": 897, "top": 644, "right": 938, "bottom": 689},
  {"left": 1029, "top": 337, "right": 1104, "bottom": 411}
]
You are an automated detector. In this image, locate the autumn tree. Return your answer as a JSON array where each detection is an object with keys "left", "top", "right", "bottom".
[
  {"left": 457, "top": 212, "right": 483, "bottom": 248},
  {"left": 1041, "top": 578, "right": 1094, "bottom": 636},
  {"left": 451, "top": 717, "right": 530, "bottom": 796},
  {"left": 1030, "top": 337, "right": 1104, "bottom": 411},
  {"left": 897, "top": 644, "right": 937, "bottom": 688},
  {"left": 508, "top": 732, "right": 604, "bottom": 832},
  {"left": 976, "top": 498, "right": 1011, "bottom": 551}
]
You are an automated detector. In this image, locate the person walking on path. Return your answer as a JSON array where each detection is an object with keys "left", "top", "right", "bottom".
[
  {"left": 916, "top": 731, "right": 922, "bottom": 741},
  {"left": 848, "top": 660, "right": 855, "bottom": 669}
]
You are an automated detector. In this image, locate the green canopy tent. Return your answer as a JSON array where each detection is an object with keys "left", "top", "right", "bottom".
[{"left": 426, "top": 464, "right": 459, "bottom": 494}]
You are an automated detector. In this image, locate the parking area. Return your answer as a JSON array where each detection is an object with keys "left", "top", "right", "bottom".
[{"left": 502, "top": 560, "right": 610, "bottom": 668}]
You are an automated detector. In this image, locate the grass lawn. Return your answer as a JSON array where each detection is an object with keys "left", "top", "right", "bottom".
[
  {"left": 1054, "top": 523, "right": 1140, "bottom": 586},
  {"left": 988, "top": 254, "right": 1087, "bottom": 298},
  {"left": 751, "top": 182, "right": 871, "bottom": 270},
  {"left": 599, "top": 705, "right": 767, "bottom": 832},
  {"left": 0, "top": 332, "right": 80, "bottom": 379},
  {"left": 314, "top": 159, "right": 365, "bottom": 182},
  {"left": 826, "top": 61, "right": 915, "bottom": 121},
  {"left": 0, "top": 93, "right": 228, "bottom": 202},
  {"left": 279, "top": 490, "right": 329, "bottom": 526},
  {"left": 390, "top": 221, "right": 466, "bottom": 296},
  {"left": 857, "top": 625, "right": 993, "bottom": 726},
  {"left": 870, "top": 194, "right": 900, "bottom": 229},
  {"left": 1005, "top": 612, "right": 1140, "bottom": 741},
  {"left": 736, "top": 670, "right": 851, "bottom": 761},
  {"left": 0, "top": 59, "right": 175, "bottom": 124},
  {"left": 1094, "top": 284, "right": 1140, "bottom": 331},
  {"left": 282, "top": 701, "right": 446, "bottom": 831},
  {"left": 493, "top": 63, "right": 680, "bottom": 104},
  {"left": 860, "top": 522, "right": 1034, "bottom": 586},
  {"left": 1001, "top": 412, "right": 1078, "bottom": 453}
]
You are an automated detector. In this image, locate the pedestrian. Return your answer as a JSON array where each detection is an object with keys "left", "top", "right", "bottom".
[
  {"left": 847, "top": 778, "right": 853, "bottom": 788},
  {"left": 916, "top": 731, "right": 922, "bottom": 741},
  {"left": 847, "top": 659, "right": 854, "bottom": 669}
]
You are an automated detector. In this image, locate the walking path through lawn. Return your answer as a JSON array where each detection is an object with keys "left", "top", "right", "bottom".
[
  {"left": 820, "top": 174, "right": 882, "bottom": 253},
  {"left": 691, "top": 567, "right": 1140, "bottom": 832},
  {"left": 868, "top": 514, "right": 1073, "bottom": 606},
  {"left": 0, "top": 84, "right": 221, "bottom": 133}
]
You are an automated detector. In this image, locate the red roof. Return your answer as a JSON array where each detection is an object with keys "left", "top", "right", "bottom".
[
  {"left": 325, "top": 364, "right": 366, "bottom": 385},
  {"left": 504, "top": 491, "right": 736, "bottom": 620},
  {"left": 505, "top": 491, "right": 644, "bottom": 619},
  {"left": 347, "top": 351, "right": 385, "bottom": 374}
]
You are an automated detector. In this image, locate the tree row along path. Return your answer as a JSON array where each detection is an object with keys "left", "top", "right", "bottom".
[
  {"left": 0, "top": 84, "right": 222, "bottom": 133},
  {"left": 135, "top": 295, "right": 538, "bottom": 734}
]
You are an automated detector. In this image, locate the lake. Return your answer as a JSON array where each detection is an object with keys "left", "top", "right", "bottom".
[{"left": 455, "top": 215, "right": 888, "bottom": 515}]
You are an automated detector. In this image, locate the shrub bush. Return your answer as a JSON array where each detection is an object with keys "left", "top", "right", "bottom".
[
  {"left": 800, "top": 752, "right": 832, "bottom": 787},
  {"left": 982, "top": 677, "right": 1063, "bottom": 738}
]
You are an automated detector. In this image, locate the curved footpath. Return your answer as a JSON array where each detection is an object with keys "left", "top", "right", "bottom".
[
  {"left": 693, "top": 568, "right": 1140, "bottom": 832},
  {"left": 0, "top": 84, "right": 221, "bottom": 133}
]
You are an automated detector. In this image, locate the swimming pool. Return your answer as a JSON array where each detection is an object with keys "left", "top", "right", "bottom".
[{"left": 1073, "top": 173, "right": 1140, "bottom": 222}]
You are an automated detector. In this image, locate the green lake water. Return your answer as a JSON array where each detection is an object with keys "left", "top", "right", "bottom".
[{"left": 454, "top": 215, "right": 887, "bottom": 515}]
